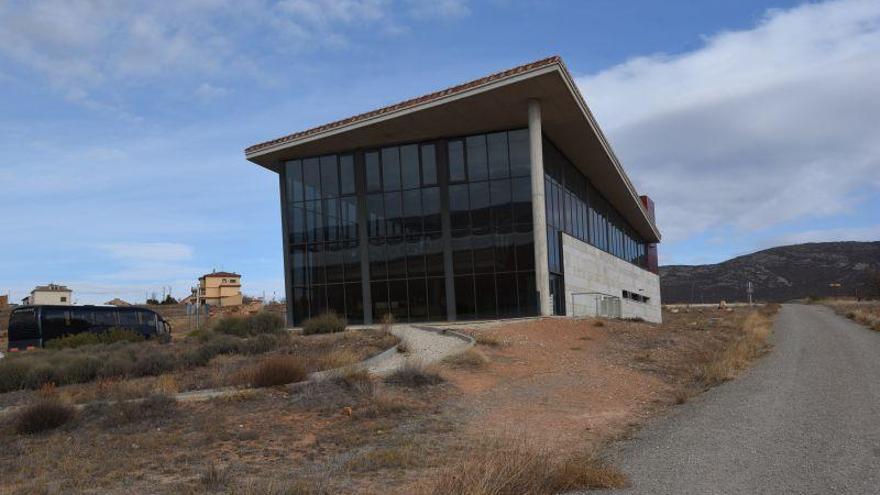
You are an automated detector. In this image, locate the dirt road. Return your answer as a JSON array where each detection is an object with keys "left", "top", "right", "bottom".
[{"left": 605, "top": 304, "right": 880, "bottom": 494}]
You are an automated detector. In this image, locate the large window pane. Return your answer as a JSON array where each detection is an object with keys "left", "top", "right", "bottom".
[
  {"left": 345, "top": 283, "right": 363, "bottom": 323},
  {"left": 366, "top": 193, "right": 384, "bottom": 238},
  {"left": 382, "top": 147, "right": 401, "bottom": 191},
  {"left": 303, "top": 158, "right": 321, "bottom": 201},
  {"left": 388, "top": 280, "right": 408, "bottom": 321},
  {"left": 449, "top": 184, "right": 470, "bottom": 230},
  {"left": 401, "top": 144, "right": 420, "bottom": 190},
  {"left": 422, "top": 187, "right": 441, "bottom": 232},
  {"left": 369, "top": 238, "right": 387, "bottom": 280},
  {"left": 421, "top": 144, "right": 437, "bottom": 185},
  {"left": 508, "top": 129, "right": 530, "bottom": 177},
  {"left": 408, "top": 278, "right": 428, "bottom": 321},
  {"left": 406, "top": 235, "right": 425, "bottom": 277},
  {"left": 285, "top": 160, "right": 303, "bottom": 202},
  {"left": 472, "top": 229, "right": 494, "bottom": 274},
  {"left": 427, "top": 277, "right": 447, "bottom": 320},
  {"left": 340, "top": 154, "right": 355, "bottom": 196},
  {"left": 292, "top": 286, "right": 309, "bottom": 325},
  {"left": 320, "top": 155, "right": 339, "bottom": 198},
  {"left": 494, "top": 226, "right": 516, "bottom": 272},
  {"left": 490, "top": 179, "right": 512, "bottom": 226},
  {"left": 371, "top": 281, "right": 389, "bottom": 321},
  {"left": 309, "top": 243, "right": 325, "bottom": 284},
  {"left": 324, "top": 242, "right": 344, "bottom": 284},
  {"left": 474, "top": 274, "right": 497, "bottom": 319},
  {"left": 448, "top": 140, "right": 466, "bottom": 182},
  {"left": 454, "top": 275, "right": 475, "bottom": 319},
  {"left": 386, "top": 236, "right": 407, "bottom": 279},
  {"left": 487, "top": 132, "right": 509, "bottom": 179},
  {"left": 452, "top": 230, "right": 472, "bottom": 275},
  {"left": 309, "top": 285, "right": 327, "bottom": 318},
  {"left": 424, "top": 231, "right": 444, "bottom": 277},
  {"left": 384, "top": 192, "right": 403, "bottom": 237},
  {"left": 517, "top": 272, "right": 538, "bottom": 316},
  {"left": 291, "top": 245, "right": 307, "bottom": 286},
  {"left": 344, "top": 240, "right": 361, "bottom": 282},
  {"left": 511, "top": 177, "right": 532, "bottom": 225},
  {"left": 469, "top": 181, "right": 490, "bottom": 229},
  {"left": 327, "top": 284, "right": 346, "bottom": 317},
  {"left": 466, "top": 135, "right": 488, "bottom": 181},
  {"left": 366, "top": 151, "right": 382, "bottom": 192},
  {"left": 514, "top": 224, "right": 535, "bottom": 270},
  {"left": 402, "top": 189, "right": 422, "bottom": 234},
  {"left": 288, "top": 205, "right": 306, "bottom": 244},
  {"left": 496, "top": 273, "right": 518, "bottom": 317}
]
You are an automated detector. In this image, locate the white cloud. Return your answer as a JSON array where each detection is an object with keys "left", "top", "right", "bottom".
[
  {"left": 406, "top": 0, "right": 470, "bottom": 19},
  {"left": 194, "top": 82, "right": 231, "bottom": 100},
  {"left": 576, "top": 0, "right": 880, "bottom": 243},
  {"left": 99, "top": 242, "right": 194, "bottom": 262}
]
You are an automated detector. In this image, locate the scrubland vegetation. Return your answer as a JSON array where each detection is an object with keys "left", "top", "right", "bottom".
[{"left": 822, "top": 299, "right": 880, "bottom": 331}]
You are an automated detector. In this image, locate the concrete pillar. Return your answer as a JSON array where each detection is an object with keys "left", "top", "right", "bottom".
[{"left": 528, "top": 99, "right": 552, "bottom": 316}]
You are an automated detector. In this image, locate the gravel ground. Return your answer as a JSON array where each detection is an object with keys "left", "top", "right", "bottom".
[
  {"left": 600, "top": 304, "right": 880, "bottom": 495},
  {"left": 366, "top": 324, "right": 472, "bottom": 375}
]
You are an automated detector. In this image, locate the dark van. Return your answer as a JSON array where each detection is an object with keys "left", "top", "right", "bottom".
[{"left": 7, "top": 305, "right": 171, "bottom": 351}]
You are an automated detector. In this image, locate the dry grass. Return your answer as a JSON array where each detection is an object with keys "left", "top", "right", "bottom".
[
  {"left": 417, "top": 439, "right": 627, "bottom": 495},
  {"left": 248, "top": 355, "right": 308, "bottom": 387},
  {"left": 345, "top": 442, "right": 426, "bottom": 472},
  {"left": 697, "top": 306, "right": 777, "bottom": 386},
  {"left": 474, "top": 333, "right": 503, "bottom": 347},
  {"left": 823, "top": 300, "right": 880, "bottom": 331},
  {"left": 593, "top": 320, "right": 605, "bottom": 327},
  {"left": 442, "top": 348, "right": 489, "bottom": 369},
  {"left": 14, "top": 398, "right": 76, "bottom": 434},
  {"left": 385, "top": 362, "right": 444, "bottom": 388}
]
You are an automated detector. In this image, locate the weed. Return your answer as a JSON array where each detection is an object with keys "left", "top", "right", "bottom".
[
  {"left": 303, "top": 311, "right": 347, "bottom": 335},
  {"left": 442, "top": 349, "right": 489, "bottom": 369},
  {"left": 593, "top": 320, "right": 605, "bottom": 327},
  {"left": 385, "top": 362, "right": 444, "bottom": 387},
  {"left": 474, "top": 333, "right": 503, "bottom": 347},
  {"left": 345, "top": 442, "right": 424, "bottom": 471},
  {"left": 250, "top": 355, "right": 308, "bottom": 387},
  {"left": 200, "top": 462, "right": 232, "bottom": 490},
  {"left": 15, "top": 398, "right": 75, "bottom": 434}
]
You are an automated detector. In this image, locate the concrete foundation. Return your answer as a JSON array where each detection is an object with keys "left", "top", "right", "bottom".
[{"left": 561, "top": 233, "right": 662, "bottom": 323}]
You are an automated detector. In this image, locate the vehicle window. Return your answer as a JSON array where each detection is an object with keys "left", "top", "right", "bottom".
[
  {"left": 139, "top": 311, "right": 157, "bottom": 332},
  {"left": 9, "top": 308, "right": 39, "bottom": 340},
  {"left": 41, "top": 308, "right": 69, "bottom": 339},
  {"left": 70, "top": 308, "right": 94, "bottom": 331},
  {"left": 94, "top": 309, "right": 116, "bottom": 327},
  {"left": 117, "top": 311, "right": 139, "bottom": 329}
]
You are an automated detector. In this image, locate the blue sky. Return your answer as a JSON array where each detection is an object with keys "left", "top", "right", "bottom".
[{"left": 1, "top": 0, "right": 878, "bottom": 304}]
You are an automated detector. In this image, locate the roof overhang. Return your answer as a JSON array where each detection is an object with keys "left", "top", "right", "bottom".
[{"left": 245, "top": 57, "right": 661, "bottom": 243}]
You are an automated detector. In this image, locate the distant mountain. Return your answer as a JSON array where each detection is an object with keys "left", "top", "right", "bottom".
[{"left": 660, "top": 241, "right": 880, "bottom": 303}]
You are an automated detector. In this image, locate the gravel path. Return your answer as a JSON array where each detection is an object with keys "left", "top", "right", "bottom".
[
  {"left": 366, "top": 324, "right": 473, "bottom": 375},
  {"left": 599, "top": 304, "right": 880, "bottom": 495}
]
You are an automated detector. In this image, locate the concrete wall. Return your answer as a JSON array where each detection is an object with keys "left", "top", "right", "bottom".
[
  {"left": 560, "top": 233, "right": 662, "bottom": 323},
  {"left": 30, "top": 291, "right": 72, "bottom": 305}
]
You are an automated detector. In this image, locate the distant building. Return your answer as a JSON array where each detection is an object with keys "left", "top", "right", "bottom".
[
  {"left": 105, "top": 298, "right": 132, "bottom": 307},
  {"left": 22, "top": 283, "right": 72, "bottom": 305},
  {"left": 0, "top": 294, "right": 8, "bottom": 309},
  {"left": 196, "top": 271, "right": 243, "bottom": 307}
]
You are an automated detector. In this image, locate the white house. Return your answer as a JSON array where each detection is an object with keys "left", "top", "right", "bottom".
[{"left": 22, "top": 283, "right": 73, "bottom": 305}]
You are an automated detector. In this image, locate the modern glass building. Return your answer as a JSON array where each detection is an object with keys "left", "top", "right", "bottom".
[{"left": 246, "top": 57, "right": 663, "bottom": 325}]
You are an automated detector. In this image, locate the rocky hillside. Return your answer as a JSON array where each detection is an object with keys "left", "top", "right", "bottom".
[{"left": 660, "top": 241, "right": 880, "bottom": 303}]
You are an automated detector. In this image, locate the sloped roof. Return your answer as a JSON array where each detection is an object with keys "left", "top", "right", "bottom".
[
  {"left": 32, "top": 284, "right": 71, "bottom": 293},
  {"left": 201, "top": 271, "right": 241, "bottom": 278},
  {"left": 246, "top": 56, "right": 561, "bottom": 155}
]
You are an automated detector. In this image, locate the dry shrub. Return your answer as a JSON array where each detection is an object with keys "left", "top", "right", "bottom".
[
  {"left": 15, "top": 398, "right": 75, "bottom": 434},
  {"left": 312, "top": 348, "right": 360, "bottom": 370},
  {"left": 698, "top": 309, "right": 773, "bottom": 386},
  {"left": 200, "top": 462, "right": 232, "bottom": 490},
  {"left": 385, "top": 362, "right": 444, "bottom": 387},
  {"left": 98, "top": 393, "right": 178, "bottom": 427},
  {"left": 250, "top": 355, "right": 308, "bottom": 387},
  {"left": 593, "top": 320, "right": 605, "bottom": 327},
  {"left": 302, "top": 311, "right": 347, "bottom": 335},
  {"left": 153, "top": 374, "right": 179, "bottom": 395},
  {"left": 357, "top": 389, "right": 416, "bottom": 418},
  {"left": 474, "top": 333, "right": 503, "bottom": 347},
  {"left": 345, "top": 442, "right": 425, "bottom": 472},
  {"left": 442, "top": 348, "right": 489, "bottom": 369},
  {"left": 417, "top": 440, "right": 627, "bottom": 494},
  {"left": 396, "top": 338, "right": 410, "bottom": 354},
  {"left": 381, "top": 312, "right": 396, "bottom": 333}
]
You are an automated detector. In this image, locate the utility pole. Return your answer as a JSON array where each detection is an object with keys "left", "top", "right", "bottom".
[{"left": 747, "top": 281, "right": 754, "bottom": 306}]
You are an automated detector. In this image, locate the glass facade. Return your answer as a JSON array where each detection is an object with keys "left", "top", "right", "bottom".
[
  {"left": 543, "top": 138, "right": 650, "bottom": 313},
  {"left": 283, "top": 129, "right": 537, "bottom": 325}
]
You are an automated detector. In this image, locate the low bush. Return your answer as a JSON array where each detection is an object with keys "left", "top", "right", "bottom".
[
  {"left": 15, "top": 398, "right": 76, "bottom": 434},
  {"left": 385, "top": 362, "right": 444, "bottom": 388},
  {"left": 250, "top": 355, "right": 308, "bottom": 387},
  {"left": 442, "top": 349, "right": 489, "bottom": 369},
  {"left": 101, "top": 393, "right": 178, "bottom": 427},
  {"left": 303, "top": 311, "right": 347, "bottom": 335},
  {"left": 419, "top": 441, "right": 627, "bottom": 494},
  {"left": 214, "top": 311, "right": 286, "bottom": 337},
  {"left": 46, "top": 328, "right": 144, "bottom": 350}
]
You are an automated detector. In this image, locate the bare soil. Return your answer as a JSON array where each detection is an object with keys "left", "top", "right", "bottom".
[{"left": 0, "top": 307, "right": 775, "bottom": 494}]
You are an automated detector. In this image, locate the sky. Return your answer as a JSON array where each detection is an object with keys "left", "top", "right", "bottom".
[{"left": 1, "top": 0, "right": 878, "bottom": 304}]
